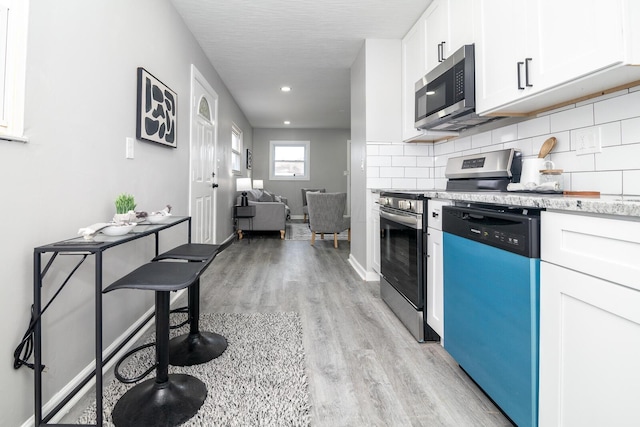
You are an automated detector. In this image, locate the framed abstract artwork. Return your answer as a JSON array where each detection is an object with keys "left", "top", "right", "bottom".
[
  {"left": 246, "top": 149, "right": 252, "bottom": 170},
  {"left": 136, "top": 67, "right": 177, "bottom": 148}
]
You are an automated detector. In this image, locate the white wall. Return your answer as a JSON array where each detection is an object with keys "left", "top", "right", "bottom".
[
  {"left": 0, "top": 1, "right": 251, "bottom": 426},
  {"left": 251, "top": 128, "right": 350, "bottom": 217},
  {"left": 367, "top": 86, "right": 640, "bottom": 196}
]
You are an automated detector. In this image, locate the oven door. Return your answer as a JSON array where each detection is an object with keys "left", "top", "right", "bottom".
[{"left": 379, "top": 208, "right": 424, "bottom": 309}]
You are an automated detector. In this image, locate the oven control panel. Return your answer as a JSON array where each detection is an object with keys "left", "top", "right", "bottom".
[{"left": 378, "top": 196, "right": 424, "bottom": 214}]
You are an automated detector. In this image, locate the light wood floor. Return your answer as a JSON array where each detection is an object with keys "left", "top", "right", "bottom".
[
  {"left": 62, "top": 235, "right": 513, "bottom": 426},
  {"left": 194, "top": 236, "right": 513, "bottom": 427}
]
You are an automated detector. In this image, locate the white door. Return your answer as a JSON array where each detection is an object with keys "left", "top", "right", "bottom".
[{"left": 189, "top": 65, "right": 218, "bottom": 244}]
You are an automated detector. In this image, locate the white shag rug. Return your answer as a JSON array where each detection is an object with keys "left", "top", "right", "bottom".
[{"left": 77, "top": 312, "right": 310, "bottom": 426}]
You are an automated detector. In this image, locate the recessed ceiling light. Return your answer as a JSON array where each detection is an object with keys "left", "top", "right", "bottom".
[
  {"left": 281, "top": 86, "right": 291, "bottom": 92},
  {"left": 284, "top": 121, "right": 291, "bottom": 125}
]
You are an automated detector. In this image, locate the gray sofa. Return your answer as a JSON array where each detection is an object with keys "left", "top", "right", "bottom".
[{"left": 235, "top": 189, "right": 290, "bottom": 239}]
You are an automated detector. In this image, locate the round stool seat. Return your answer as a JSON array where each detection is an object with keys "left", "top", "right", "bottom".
[
  {"left": 153, "top": 243, "right": 219, "bottom": 262},
  {"left": 111, "top": 373, "right": 206, "bottom": 427},
  {"left": 104, "top": 262, "right": 209, "bottom": 293}
]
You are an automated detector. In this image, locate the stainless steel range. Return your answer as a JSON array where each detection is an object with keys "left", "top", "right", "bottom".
[
  {"left": 445, "top": 148, "right": 522, "bottom": 191},
  {"left": 378, "top": 191, "right": 439, "bottom": 342}
]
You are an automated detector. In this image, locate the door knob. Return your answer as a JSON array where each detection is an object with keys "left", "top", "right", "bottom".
[{"left": 212, "top": 183, "right": 219, "bottom": 188}]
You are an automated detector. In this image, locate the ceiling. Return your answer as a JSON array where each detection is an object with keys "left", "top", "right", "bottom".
[{"left": 170, "top": 0, "right": 432, "bottom": 130}]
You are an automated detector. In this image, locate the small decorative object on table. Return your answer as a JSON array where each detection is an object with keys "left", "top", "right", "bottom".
[
  {"left": 147, "top": 205, "right": 173, "bottom": 224},
  {"left": 114, "top": 193, "right": 137, "bottom": 223}
]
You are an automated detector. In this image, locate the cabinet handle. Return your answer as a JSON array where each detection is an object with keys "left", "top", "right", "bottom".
[
  {"left": 437, "top": 43, "right": 442, "bottom": 62},
  {"left": 517, "top": 61, "right": 524, "bottom": 90},
  {"left": 441, "top": 41, "right": 446, "bottom": 61},
  {"left": 525, "top": 58, "right": 533, "bottom": 87}
]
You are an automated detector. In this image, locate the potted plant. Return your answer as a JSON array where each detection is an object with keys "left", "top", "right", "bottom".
[{"left": 114, "top": 193, "right": 137, "bottom": 223}]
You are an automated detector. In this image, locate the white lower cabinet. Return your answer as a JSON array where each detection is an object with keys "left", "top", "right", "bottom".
[
  {"left": 540, "top": 211, "right": 640, "bottom": 426},
  {"left": 426, "top": 199, "right": 449, "bottom": 342}
]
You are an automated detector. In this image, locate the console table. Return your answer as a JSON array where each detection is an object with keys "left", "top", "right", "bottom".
[{"left": 32, "top": 216, "right": 191, "bottom": 426}]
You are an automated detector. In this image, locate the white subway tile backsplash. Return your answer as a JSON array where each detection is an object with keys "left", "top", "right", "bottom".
[
  {"left": 454, "top": 136, "right": 472, "bottom": 152},
  {"left": 404, "top": 167, "right": 430, "bottom": 178},
  {"left": 461, "top": 147, "right": 482, "bottom": 156},
  {"left": 536, "top": 103, "right": 575, "bottom": 117},
  {"left": 621, "top": 117, "right": 640, "bottom": 144},
  {"left": 550, "top": 150, "right": 595, "bottom": 172},
  {"left": 380, "top": 166, "right": 405, "bottom": 178},
  {"left": 594, "top": 90, "right": 640, "bottom": 124},
  {"left": 434, "top": 178, "right": 447, "bottom": 189},
  {"left": 492, "top": 124, "right": 519, "bottom": 143},
  {"left": 417, "top": 178, "right": 435, "bottom": 189},
  {"left": 596, "top": 143, "right": 640, "bottom": 171},
  {"left": 623, "top": 170, "right": 640, "bottom": 195},
  {"left": 392, "top": 156, "right": 417, "bottom": 167},
  {"left": 434, "top": 153, "right": 455, "bottom": 167},
  {"left": 392, "top": 178, "right": 417, "bottom": 189},
  {"left": 434, "top": 141, "right": 455, "bottom": 155},
  {"left": 575, "top": 88, "right": 628, "bottom": 108},
  {"left": 571, "top": 171, "right": 623, "bottom": 195},
  {"left": 366, "top": 86, "right": 640, "bottom": 196},
  {"left": 599, "top": 122, "right": 622, "bottom": 148},
  {"left": 404, "top": 144, "right": 431, "bottom": 156},
  {"left": 504, "top": 138, "right": 534, "bottom": 156},
  {"left": 367, "top": 177, "right": 392, "bottom": 189},
  {"left": 379, "top": 144, "right": 404, "bottom": 156},
  {"left": 549, "top": 104, "right": 593, "bottom": 132},
  {"left": 367, "top": 156, "right": 392, "bottom": 167},
  {"left": 518, "top": 115, "right": 550, "bottom": 138},
  {"left": 416, "top": 156, "right": 432, "bottom": 167},
  {"left": 471, "top": 131, "right": 493, "bottom": 149}
]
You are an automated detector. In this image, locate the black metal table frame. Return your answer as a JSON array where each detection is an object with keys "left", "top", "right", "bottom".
[{"left": 32, "top": 216, "right": 191, "bottom": 426}]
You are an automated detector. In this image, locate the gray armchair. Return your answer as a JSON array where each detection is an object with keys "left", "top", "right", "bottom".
[
  {"left": 301, "top": 188, "right": 325, "bottom": 222},
  {"left": 306, "top": 192, "right": 351, "bottom": 249}
]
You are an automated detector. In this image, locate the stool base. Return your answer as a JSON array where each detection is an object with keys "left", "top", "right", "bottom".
[
  {"left": 169, "top": 331, "right": 228, "bottom": 366},
  {"left": 111, "top": 373, "right": 206, "bottom": 427}
]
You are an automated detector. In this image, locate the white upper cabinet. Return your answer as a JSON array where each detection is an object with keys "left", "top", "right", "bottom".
[
  {"left": 401, "top": 0, "right": 472, "bottom": 142},
  {"left": 425, "top": 0, "right": 474, "bottom": 72},
  {"left": 474, "top": 0, "right": 640, "bottom": 116},
  {"left": 401, "top": 17, "right": 427, "bottom": 141}
]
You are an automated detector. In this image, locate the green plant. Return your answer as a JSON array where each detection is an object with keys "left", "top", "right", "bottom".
[{"left": 115, "top": 193, "right": 136, "bottom": 214}]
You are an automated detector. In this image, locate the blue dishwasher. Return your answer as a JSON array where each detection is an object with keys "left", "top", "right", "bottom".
[{"left": 443, "top": 204, "right": 540, "bottom": 427}]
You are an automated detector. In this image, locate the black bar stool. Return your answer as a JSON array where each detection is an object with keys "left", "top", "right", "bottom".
[
  {"left": 152, "top": 235, "right": 234, "bottom": 366},
  {"left": 103, "top": 260, "right": 212, "bottom": 427}
]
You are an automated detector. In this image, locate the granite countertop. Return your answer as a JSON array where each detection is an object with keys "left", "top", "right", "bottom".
[{"left": 422, "top": 190, "right": 640, "bottom": 218}]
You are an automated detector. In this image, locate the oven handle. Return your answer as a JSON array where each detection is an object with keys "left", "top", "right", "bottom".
[{"left": 380, "top": 209, "right": 421, "bottom": 229}]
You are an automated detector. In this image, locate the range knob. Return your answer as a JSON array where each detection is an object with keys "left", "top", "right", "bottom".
[{"left": 398, "top": 200, "right": 412, "bottom": 210}]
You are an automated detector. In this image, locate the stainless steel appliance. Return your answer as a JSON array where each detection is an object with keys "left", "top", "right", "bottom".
[
  {"left": 378, "top": 191, "right": 439, "bottom": 342},
  {"left": 445, "top": 148, "right": 522, "bottom": 191},
  {"left": 415, "top": 44, "right": 501, "bottom": 132},
  {"left": 443, "top": 204, "right": 541, "bottom": 427}
]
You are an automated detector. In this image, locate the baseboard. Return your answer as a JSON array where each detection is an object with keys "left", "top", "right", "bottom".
[
  {"left": 289, "top": 214, "right": 304, "bottom": 220},
  {"left": 348, "top": 254, "right": 380, "bottom": 282},
  {"left": 20, "top": 290, "right": 186, "bottom": 427}
]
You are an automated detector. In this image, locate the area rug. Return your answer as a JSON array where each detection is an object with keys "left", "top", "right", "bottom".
[
  {"left": 286, "top": 221, "right": 349, "bottom": 241},
  {"left": 77, "top": 312, "right": 310, "bottom": 426}
]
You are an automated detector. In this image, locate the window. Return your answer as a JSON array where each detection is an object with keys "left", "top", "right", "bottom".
[
  {"left": 269, "top": 140, "right": 310, "bottom": 181},
  {"left": 0, "top": 0, "right": 28, "bottom": 142},
  {"left": 231, "top": 124, "right": 242, "bottom": 174}
]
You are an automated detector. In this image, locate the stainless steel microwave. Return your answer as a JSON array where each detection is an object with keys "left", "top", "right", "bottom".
[{"left": 415, "top": 44, "right": 498, "bottom": 132}]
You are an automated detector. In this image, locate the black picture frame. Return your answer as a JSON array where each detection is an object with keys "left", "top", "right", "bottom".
[
  {"left": 136, "top": 67, "right": 177, "bottom": 148},
  {"left": 246, "top": 149, "right": 252, "bottom": 169}
]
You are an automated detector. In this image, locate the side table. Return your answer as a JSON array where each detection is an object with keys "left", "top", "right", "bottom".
[{"left": 234, "top": 205, "right": 256, "bottom": 240}]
